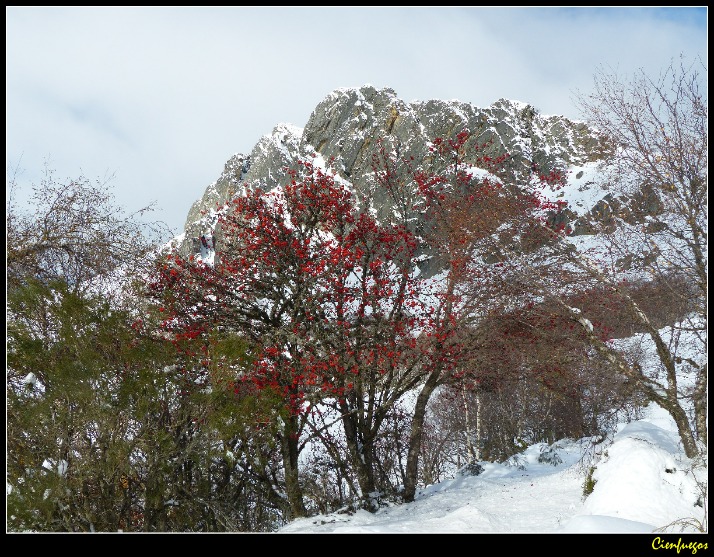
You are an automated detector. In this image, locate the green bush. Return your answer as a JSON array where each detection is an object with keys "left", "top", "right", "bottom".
[{"left": 582, "top": 466, "right": 597, "bottom": 497}]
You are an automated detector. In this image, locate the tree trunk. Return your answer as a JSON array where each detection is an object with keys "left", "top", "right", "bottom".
[
  {"left": 693, "top": 363, "right": 707, "bottom": 448},
  {"left": 462, "top": 384, "right": 479, "bottom": 462},
  {"left": 475, "top": 390, "right": 483, "bottom": 461},
  {"left": 339, "top": 400, "right": 379, "bottom": 511},
  {"left": 279, "top": 415, "right": 307, "bottom": 519},
  {"left": 403, "top": 371, "right": 440, "bottom": 503},
  {"left": 658, "top": 392, "right": 701, "bottom": 459}
]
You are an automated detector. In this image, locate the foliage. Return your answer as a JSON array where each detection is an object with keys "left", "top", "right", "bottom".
[
  {"left": 6, "top": 171, "right": 284, "bottom": 531},
  {"left": 148, "top": 129, "right": 574, "bottom": 511},
  {"left": 583, "top": 466, "right": 598, "bottom": 497},
  {"left": 8, "top": 58, "right": 705, "bottom": 530}
]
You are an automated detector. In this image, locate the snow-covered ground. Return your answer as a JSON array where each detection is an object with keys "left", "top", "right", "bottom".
[{"left": 279, "top": 396, "right": 707, "bottom": 534}]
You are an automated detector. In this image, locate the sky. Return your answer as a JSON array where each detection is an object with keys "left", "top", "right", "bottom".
[
  {"left": 278, "top": 368, "right": 708, "bottom": 535},
  {"left": 5, "top": 6, "right": 708, "bottom": 239}
]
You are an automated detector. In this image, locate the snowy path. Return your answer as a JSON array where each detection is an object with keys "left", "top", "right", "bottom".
[{"left": 280, "top": 441, "right": 589, "bottom": 533}]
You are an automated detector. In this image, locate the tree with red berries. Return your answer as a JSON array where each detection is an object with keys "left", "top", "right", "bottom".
[
  {"left": 150, "top": 161, "right": 355, "bottom": 517},
  {"left": 149, "top": 129, "right": 574, "bottom": 513},
  {"left": 150, "top": 156, "right": 443, "bottom": 514},
  {"left": 369, "top": 131, "right": 577, "bottom": 502}
]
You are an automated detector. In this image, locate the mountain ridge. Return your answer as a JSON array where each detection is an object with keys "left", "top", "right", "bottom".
[{"left": 174, "top": 85, "right": 609, "bottom": 259}]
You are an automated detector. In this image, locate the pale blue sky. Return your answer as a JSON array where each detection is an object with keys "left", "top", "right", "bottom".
[{"left": 6, "top": 6, "right": 707, "bottom": 238}]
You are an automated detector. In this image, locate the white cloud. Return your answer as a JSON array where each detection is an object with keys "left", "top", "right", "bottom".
[{"left": 6, "top": 6, "right": 707, "bottom": 237}]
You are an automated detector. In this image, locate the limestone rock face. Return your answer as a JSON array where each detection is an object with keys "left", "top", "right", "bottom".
[
  {"left": 301, "top": 87, "right": 603, "bottom": 195},
  {"left": 241, "top": 122, "right": 303, "bottom": 192},
  {"left": 179, "top": 153, "right": 249, "bottom": 258},
  {"left": 175, "top": 85, "right": 611, "bottom": 257}
]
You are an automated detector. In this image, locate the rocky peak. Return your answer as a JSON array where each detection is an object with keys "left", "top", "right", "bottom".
[{"left": 175, "top": 85, "right": 610, "bottom": 258}]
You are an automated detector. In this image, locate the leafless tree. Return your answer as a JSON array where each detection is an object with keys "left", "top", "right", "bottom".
[
  {"left": 7, "top": 163, "right": 170, "bottom": 304},
  {"left": 565, "top": 55, "right": 707, "bottom": 457}
]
